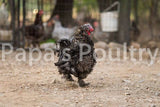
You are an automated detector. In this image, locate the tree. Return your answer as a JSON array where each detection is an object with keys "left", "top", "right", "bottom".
[
  {"left": 97, "top": 0, "right": 117, "bottom": 12},
  {"left": 50, "top": 0, "right": 74, "bottom": 27},
  {"left": 118, "top": 0, "right": 131, "bottom": 44},
  {"left": 97, "top": 0, "right": 110, "bottom": 12},
  {"left": 133, "top": 0, "right": 139, "bottom": 24},
  {"left": 8, "top": 0, "right": 15, "bottom": 28},
  {"left": 149, "top": 0, "right": 159, "bottom": 38}
]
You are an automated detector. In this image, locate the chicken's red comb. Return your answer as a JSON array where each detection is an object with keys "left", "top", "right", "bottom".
[{"left": 38, "top": 10, "right": 43, "bottom": 15}]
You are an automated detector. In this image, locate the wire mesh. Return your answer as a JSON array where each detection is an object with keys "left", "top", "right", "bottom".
[{"left": 1, "top": 0, "right": 153, "bottom": 48}]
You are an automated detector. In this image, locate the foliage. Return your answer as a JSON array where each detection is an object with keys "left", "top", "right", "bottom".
[
  {"left": 131, "top": 0, "right": 160, "bottom": 21},
  {"left": 74, "top": 0, "right": 98, "bottom": 12}
]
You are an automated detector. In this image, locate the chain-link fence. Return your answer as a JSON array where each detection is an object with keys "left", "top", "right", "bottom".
[{"left": 0, "top": 0, "right": 159, "bottom": 49}]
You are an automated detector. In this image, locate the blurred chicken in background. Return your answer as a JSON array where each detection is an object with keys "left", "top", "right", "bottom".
[
  {"left": 0, "top": 2, "right": 11, "bottom": 41},
  {"left": 43, "top": 19, "right": 55, "bottom": 39},
  {"left": 93, "top": 21, "right": 110, "bottom": 43},
  {"left": 0, "top": 2, "right": 9, "bottom": 29},
  {"left": 52, "top": 15, "right": 77, "bottom": 41},
  {"left": 24, "top": 10, "right": 45, "bottom": 47}
]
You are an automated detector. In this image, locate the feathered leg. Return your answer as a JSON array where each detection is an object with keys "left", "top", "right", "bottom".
[
  {"left": 62, "top": 74, "right": 74, "bottom": 81},
  {"left": 78, "top": 78, "right": 89, "bottom": 87},
  {"left": 58, "top": 67, "right": 74, "bottom": 82}
]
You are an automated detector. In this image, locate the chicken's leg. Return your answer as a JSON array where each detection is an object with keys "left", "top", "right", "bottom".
[
  {"left": 78, "top": 78, "right": 89, "bottom": 87},
  {"left": 62, "top": 74, "right": 74, "bottom": 81}
]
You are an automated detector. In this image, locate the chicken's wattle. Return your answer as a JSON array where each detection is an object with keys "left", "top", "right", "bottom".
[{"left": 87, "top": 27, "right": 94, "bottom": 35}]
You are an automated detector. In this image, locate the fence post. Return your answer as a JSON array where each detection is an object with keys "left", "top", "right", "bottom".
[
  {"left": 17, "top": 0, "right": 20, "bottom": 48},
  {"left": 11, "top": 0, "right": 15, "bottom": 47},
  {"left": 22, "top": 0, "right": 26, "bottom": 48}
]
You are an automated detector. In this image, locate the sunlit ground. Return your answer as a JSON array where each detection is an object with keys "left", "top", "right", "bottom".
[{"left": 0, "top": 51, "right": 160, "bottom": 106}]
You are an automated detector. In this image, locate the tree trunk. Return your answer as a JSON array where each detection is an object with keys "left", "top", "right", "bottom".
[
  {"left": 97, "top": 0, "right": 111, "bottom": 12},
  {"left": 118, "top": 0, "right": 131, "bottom": 45},
  {"left": 50, "top": 0, "right": 73, "bottom": 27},
  {"left": 8, "top": 0, "right": 15, "bottom": 28},
  {"left": 97, "top": 0, "right": 117, "bottom": 12},
  {"left": 133, "top": 0, "right": 139, "bottom": 24},
  {"left": 149, "top": 0, "right": 159, "bottom": 38}
]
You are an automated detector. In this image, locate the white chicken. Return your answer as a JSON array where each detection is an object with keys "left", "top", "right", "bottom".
[
  {"left": 52, "top": 20, "right": 77, "bottom": 40},
  {"left": 93, "top": 21, "right": 110, "bottom": 43},
  {"left": 0, "top": 3, "right": 9, "bottom": 28},
  {"left": 0, "top": 30, "right": 12, "bottom": 41}
]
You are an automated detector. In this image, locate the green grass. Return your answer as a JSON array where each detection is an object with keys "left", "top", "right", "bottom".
[{"left": 40, "top": 39, "right": 56, "bottom": 44}]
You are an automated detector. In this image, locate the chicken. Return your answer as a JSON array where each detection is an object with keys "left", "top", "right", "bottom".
[
  {"left": 55, "top": 24, "right": 96, "bottom": 87},
  {"left": 52, "top": 16, "right": 77, "bottom": 41},
  {"left": 0, "top": 2, "right": 9, "bottom": 29},
  {"left": 24, "top": 10, "right": 44, "bottom": 47},
  {"left": 0, "top": 30, "right": 12, "bottom": 41},
  {"left": 43, "top": 19, "right": 55, "bottom": 39},
  {"left": 93, "top": 21, "right": 110, "bottom": 43}
]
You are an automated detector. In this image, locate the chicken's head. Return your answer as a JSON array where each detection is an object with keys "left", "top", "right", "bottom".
[
  {"left": 38, "top": 10, "right": 44, "bottom": 16},
  {"left": 80, "top": 23, "right": 94, "bottom": 36}
]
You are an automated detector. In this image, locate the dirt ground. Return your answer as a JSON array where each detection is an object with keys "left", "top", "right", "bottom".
[{"left": 0, "top": 51, "right": 160, "bottom": 107}]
